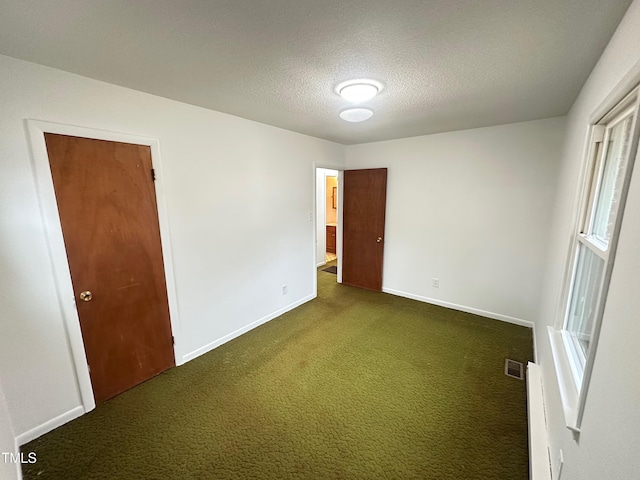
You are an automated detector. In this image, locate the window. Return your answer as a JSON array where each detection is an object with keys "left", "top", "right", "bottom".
[{"left": 552, "top": 87, "right": 640, "bottom": 431}]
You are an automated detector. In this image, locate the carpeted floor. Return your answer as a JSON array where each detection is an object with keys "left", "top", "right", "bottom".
[{"left": 22, "top": 261, "right": 533, "bottom": 479}]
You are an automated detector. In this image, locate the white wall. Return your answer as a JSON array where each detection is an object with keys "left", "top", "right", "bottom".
[
  {"left": 537, "top": 1, "right": 640, "bottom": 479},
  {"left": 0, "top": 379, "right": 19, "bottom": 480},
  {"left": 0, "top": 54, "right": 345, "bottom": 440},
  {"left": 345, "top": 118, "right": 566, "bottom": 325}
]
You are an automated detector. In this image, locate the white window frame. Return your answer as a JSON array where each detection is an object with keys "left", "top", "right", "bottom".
[{"left": 549, "top": 86, "right": 640, "bottom": 433}]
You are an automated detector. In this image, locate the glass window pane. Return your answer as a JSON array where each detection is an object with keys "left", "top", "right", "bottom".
[
  {"left": 565, "top": 245, "right": 605, "bottom": 358},
  {"left": 591, "top": 115, "right": 634, "bottom": 245}
]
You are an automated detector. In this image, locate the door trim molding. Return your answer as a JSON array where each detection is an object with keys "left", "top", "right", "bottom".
[{"left": 25, "top": 120, "right": 183, "bottom": 416}]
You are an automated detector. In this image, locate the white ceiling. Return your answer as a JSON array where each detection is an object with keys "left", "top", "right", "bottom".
[{"left": 0, "top": 0, "right": 633, "bottom": 145}]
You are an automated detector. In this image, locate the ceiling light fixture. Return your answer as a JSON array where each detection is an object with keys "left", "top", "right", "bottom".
[
  {"left": 336, "top": 79, "right": 382, "bottom": 103},
  {"left": 339, "top": 108, "right": 374, "bottom": 123}
]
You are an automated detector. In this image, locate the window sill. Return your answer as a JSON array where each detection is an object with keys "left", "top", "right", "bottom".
[{"left": 547, "top": 326, "right": 582, "bottom": 434}]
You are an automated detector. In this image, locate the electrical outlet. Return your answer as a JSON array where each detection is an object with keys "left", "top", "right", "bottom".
[
  {"left": 432, "top": 278, "right": 439, "bottom": 288},
  {"left": 282, "top": 284, "right": 288, "bottom": 295},
  {"left": 308, "top": 211, "right": 313, "bottom": 221}
]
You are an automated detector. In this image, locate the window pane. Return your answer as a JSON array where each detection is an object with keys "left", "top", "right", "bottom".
[
  {"left": 591, "top": 115, "right": 634, "bottom": 245},
  {"left": 565, "top": 245, "right": 605, "bottom": 358}
]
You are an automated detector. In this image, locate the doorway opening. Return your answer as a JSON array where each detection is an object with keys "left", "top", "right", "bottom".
[{"left": 316, "top": 168, "right": 340, "bottom": 278}]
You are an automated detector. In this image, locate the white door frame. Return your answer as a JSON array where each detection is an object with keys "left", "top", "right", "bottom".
[{"left": 26, "top": 119, "right": 183, "bottom": 417}]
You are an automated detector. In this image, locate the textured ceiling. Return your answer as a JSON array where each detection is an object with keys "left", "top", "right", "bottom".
[{"left": 0, "top": 0, "right": 633, "bottom": 144}]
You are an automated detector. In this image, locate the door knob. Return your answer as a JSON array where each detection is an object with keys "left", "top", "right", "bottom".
[
  {"left": 79, "top": 291, "right": 93, "bottom": 302},
  {"left": 376, "top": 237, "right": 383, "bottom": 243}
]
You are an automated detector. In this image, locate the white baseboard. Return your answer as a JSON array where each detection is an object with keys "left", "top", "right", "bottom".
[
  {"left": 382, "top": 287, "right": 534, "bottom": 329},
  {"left": 316, "top": 261, "right": 326, "bottom": 267},
  {"left": 182, "top": 293, "right": 316, "bottom": 363},
  {"left": 16, "top": 405, "right": 84, "bottom": 446}
]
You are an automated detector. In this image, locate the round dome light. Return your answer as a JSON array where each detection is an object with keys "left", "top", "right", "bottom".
[
  {"left": 339, "top": 108, "right": 374, "bottom": 123},
  {"left": 339, "top": 83, "right": 378, "bottom": 102},
  {"left": 336, "top": 79, "right": 383, "bottom": 103}
]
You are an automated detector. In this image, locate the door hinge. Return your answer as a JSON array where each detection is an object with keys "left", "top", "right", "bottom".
[
  {"left": 151, "top": 168, "right": 156, "bottom": 181},
  {"left": 87, "top": 364, "right": 91, "bottom": 373},
  {"left": 172, "top": 336, "right": 175, "bottom": 345}
]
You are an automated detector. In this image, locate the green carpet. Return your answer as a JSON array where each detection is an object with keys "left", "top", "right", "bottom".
[{"left": 22, "top": 262, "right": 533, "bottom": 479}]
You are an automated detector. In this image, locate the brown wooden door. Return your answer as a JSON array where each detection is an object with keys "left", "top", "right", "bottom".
[
  {"left": 45, "top": 134, "right": 175, "bottom": 404},
  {"left": 342, "top": 168, "right": 387, "bottom": 291}
]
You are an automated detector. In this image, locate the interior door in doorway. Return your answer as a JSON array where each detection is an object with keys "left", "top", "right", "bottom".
[
  {"left": 45, "top": 134, "right": 175, "bottom": 405},
  {"left": 342, "top": 168, "right": 387, "bottom": 291}
]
